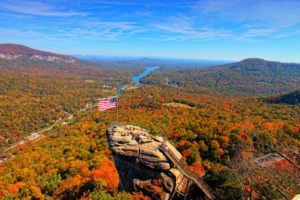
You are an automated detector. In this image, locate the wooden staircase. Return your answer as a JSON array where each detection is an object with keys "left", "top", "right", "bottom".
[{"left": 159, "top": 146, "right": 216, "bottom": 200}]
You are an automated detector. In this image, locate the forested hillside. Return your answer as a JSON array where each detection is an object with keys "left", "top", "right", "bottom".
[
  {"left": 0, "top": 58, "right": 136, "bottom": 150},
  {"left": 266, "top": 90, "right": 300, "bottom": 105},
  {"left": 0, "top": 51, "right": 299, "bottom": 199},
  {"left": 1, "top": 84, "right": 299, "bottom": 199},
  {"left": 142, "top": 58, "right": 300, "bottom": 96}
]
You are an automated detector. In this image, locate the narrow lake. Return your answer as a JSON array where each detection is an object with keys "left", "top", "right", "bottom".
[{"left": 116, "top": 66, "right": 159, "bottom": 95}]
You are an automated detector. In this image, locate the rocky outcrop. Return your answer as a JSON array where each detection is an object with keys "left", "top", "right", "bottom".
[
  {"left": 107, "top": 124, "right": 186, "bottom": 200},
  {"left": 0, "top": 44, "right": 78, "bottom": 63}
]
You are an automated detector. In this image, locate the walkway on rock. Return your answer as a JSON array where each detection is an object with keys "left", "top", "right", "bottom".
[{"left": 159, "top": 146, "right": 216, "bottom": 200}]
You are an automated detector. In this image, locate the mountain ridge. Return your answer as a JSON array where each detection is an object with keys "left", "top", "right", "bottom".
[
  {"left": 0, "top": 43, "right": 78, "bottom": 63},
  {"left": 266, "top": 90, "right": 300, "bottom": 105},
  {"left": 218, "top": 58, "right": 300, "bottom": 71},
  {"left": 141, "top": 58, "right": 300, "bottom": 96}
]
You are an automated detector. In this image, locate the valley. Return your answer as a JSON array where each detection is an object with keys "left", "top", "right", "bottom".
[
  {"left": 1, "top": 1, "right": 300, "bottom": 199},
  {"left": 0, "top": 45, "right": 299, "bottom": 200},
  {"left": 142, "top": 58, "right": 300, "bottom": 96}
]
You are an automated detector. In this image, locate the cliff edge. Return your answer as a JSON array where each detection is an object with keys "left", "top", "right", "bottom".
[{"left": 107, "top": 124, "right": 213, "bottom": 200}]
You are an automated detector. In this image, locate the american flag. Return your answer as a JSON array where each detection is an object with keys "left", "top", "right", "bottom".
[{"left": 98, "top": 96, "right": 117, "bottom": 112}]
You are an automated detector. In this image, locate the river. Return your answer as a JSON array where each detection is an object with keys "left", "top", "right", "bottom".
[{"left": 116, "top": 66, "right": 159, "bottom": 95}]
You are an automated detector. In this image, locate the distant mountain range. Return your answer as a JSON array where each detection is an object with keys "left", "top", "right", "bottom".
[
  {"left": 0, "top": 44, "right": 78, "bottom": 63},
  {"left": 210, "top": 58, "right": 300, "bottom": 95},
  {"left": 75, "top": 55, "right": 231, "bottom": 68},
  {"left": 1, "top": 44, "right": 300, "bottom": 96},
  {"left": 218, "top": 58, "right": 300, "bottom": 74},
  {"left": 0, "top": 44, "right": 228, "bottom": 69},
  {"left": 142, "top": 58, "right": 300, "bottom": 96}
]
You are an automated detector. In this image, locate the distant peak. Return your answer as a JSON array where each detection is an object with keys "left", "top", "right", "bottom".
[{"left": 240, "top": 58, "right": 267, "bottom": 62}]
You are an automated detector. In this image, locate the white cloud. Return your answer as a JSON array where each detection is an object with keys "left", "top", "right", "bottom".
[
  {"left": 80, "top": 0, "right": 196, "bottom": 8},
  {"left": 242, "top": 28, "right": 275, "bottom": 38},
  {"left": 196, "top": 0, "right": 300, "bottom": 27},
  {"left": 154, "top": 17, "right": 232, "bottom": 40},
  {"left": 150, "top": 0, "right": 300, "bottom": 42},
  {"left": 58, "top": 21, "right": 145, "bottom": 40},
  {"left": 1, "top": 0, "right": 299, "bottom": 44},
  {"left": 0, "top": 28, "right": 61, "bottom": 47},
  {"left": 272, "top": 30, "right": 300, "bottom": 39},
  {"left": 0, "top": 1, "right": 87, "bottom": 17}
]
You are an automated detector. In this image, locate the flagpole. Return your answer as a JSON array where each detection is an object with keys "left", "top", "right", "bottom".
[{"left": 117, "top": 95, "right": 119, "bottom": 123}]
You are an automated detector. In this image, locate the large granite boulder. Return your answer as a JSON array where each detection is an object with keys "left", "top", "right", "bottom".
[{"left": 107, "top": 124, "right": 185, "bottom": 200}]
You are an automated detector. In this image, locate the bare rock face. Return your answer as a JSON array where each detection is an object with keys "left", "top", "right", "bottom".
[
  {"left": 0, "top": 44, "right": 78, "bottom": 63},
  {"left": 107, "top": 124, "right": 186, "bottom": 200}
]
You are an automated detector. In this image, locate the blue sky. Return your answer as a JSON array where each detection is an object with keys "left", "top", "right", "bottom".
[{"left": 0, "top": 0, "right": 300, "bottom": 62}]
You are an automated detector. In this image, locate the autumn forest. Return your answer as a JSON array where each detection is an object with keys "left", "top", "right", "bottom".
[{"left": 0, "top": 45, "right": 299, "bottom": 200}]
